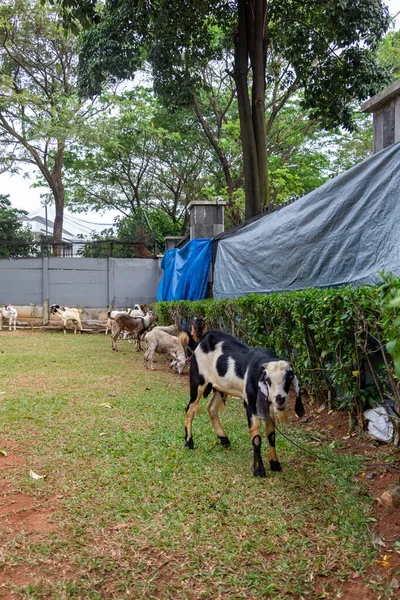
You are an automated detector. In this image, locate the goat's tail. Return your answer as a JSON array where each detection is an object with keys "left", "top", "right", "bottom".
[{"left": 178, "top": 331, "right": 190, "bottom": 347}]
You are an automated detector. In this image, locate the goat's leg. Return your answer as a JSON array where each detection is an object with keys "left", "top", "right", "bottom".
[
  {"left": 0, "top": 317, "right": 2, "bottom": 331},
  {"left": 245, "top": 403, "right": 266, "bottom": 477},
  {"left": 207, "top": 391, "right": 230, "bottom": 447},
  {"left": 185, "top": 386, "right": 204, "bottom": 449},
  {"left": 13, "top": 317, "right": 16, "bottom": 331},
  {"left": 143, "top": 346, "right": 153, "bottom": 369},
  {"left": 186, "top": 356, "right": 207, "bottom": 449},
  {"left": 265, "top": 418, "right": 281, "bottom": 472},
  {"left": 136, "top": 331, "right": 143, "bottom": 352},
  {"left": 111, "top": 324, "right": 120, "bottom": 351},
  {"left": 62, "top": 319, "right": 67, "bottom": 335},
  {"left": 185, "top": 370, "right": 205, "bottom": 450}
]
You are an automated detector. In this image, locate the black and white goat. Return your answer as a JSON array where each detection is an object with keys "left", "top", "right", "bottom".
[
  {"left": 50, "top": 304, "right": 83, "bottom": 334},
  {"left": 0, "top": 304, "right": 18, "bottom": 331},
  {"left": 185, "top": 330, "right": 304, "bottom": 477}
]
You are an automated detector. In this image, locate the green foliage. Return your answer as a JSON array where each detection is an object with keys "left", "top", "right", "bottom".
[
  {"left": 0, "top": 194, "right": 36, "bottom": 257},
  {"left": 64, "top": 88, "right": 210, "bottom": 227},
  {"left": 378, "top": 29, "right": 400, "bottom": 81},
  {"left": 77, "top": 207, "right": 181, "bottom": 257},
  {"left": 377, "top": 272, "right": 400, "bottom": 379},
  {"left": 73, "top": 0, "right": 389, "bottom": 130},
  {"left": 56, "top": 0, "right": 390, "bottom": 220},
  {"left": 156, "top": 280, "right": 400, "bottom": 422},
  {"left": 0, "top": 0, "right": 106, "bottom": 247}
]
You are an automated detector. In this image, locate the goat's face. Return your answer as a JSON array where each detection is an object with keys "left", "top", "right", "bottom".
[
  {"left": 147, "top": 310, "right": 156, "bottom": 324},
  {"left": 50, "top": 304, "right": 61, "bottom": 315},
  {"left": 258, "top": 361, "right": 303, "bottom": 423},
  {"left": 191, "top": 318, "right": 208, "bottom": 342}
]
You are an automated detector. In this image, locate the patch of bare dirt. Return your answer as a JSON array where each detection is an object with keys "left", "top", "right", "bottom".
[
  {"left": 300, "top": 403, "right": 400, "bottom": 599},
  {"left": 0, "top": 450, "right": 60, "bottom": 599}
]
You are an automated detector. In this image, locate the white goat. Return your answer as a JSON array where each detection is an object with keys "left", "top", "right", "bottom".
[
  {"left": 129, "top": 303, "right": 147, "bottom": 317},
  {"left": 143, "top": 329, "right": 187, "bottom": 374},
  {"left": 151, "top": 324, "right": 181, "bottom": 337},
  {"left": 50, "top": 304, "right": 83, "bottom": 334},
  {"left": 0, "top": 304, "right": 18, "bottom": 331}
]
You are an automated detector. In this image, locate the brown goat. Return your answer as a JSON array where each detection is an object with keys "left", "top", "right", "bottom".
[{"left": 111, "top": 311, "right": 155, "bottom": 351}]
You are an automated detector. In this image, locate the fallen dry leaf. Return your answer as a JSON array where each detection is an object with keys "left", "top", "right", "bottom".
[
  {"left": 371, "top": 532, "right": 386, "bottom": 548},
  {"left": 376, "top": 559, "right": 391, "bottom": 568},
  {"left": 390, "top": 577, "right": 400, "bottom": 590}
]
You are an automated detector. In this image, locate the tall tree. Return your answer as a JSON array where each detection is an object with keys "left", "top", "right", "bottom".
[
  {"left": 63, "top": 89, "right": 211, "bottom": 232},
  {"left": 0, "top": 0, "right": 101, "bottom": 253},
  {"left": 55, "top": 0, "right": 390, "bottom": 221}
]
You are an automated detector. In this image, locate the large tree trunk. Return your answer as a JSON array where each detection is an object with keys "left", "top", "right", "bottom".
[
  {"left": 234, "top": 0, "right": 267, "bottom": 220},
  {"left": 51, "top": 142, "right": 65, "bottom": 257}
]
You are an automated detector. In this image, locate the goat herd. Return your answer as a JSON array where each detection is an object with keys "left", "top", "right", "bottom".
[{"left": 1, "top": 302, "right": 304, "bottom": 477}]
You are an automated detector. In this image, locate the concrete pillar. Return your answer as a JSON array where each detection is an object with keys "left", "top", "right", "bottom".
[
  {"left": 108, "top": 258, "right": 115, "bottom": 307},
  {"left": 187, "top": 200, "right": 226, "bottom": 240},
  {"left": 185, "top": 200, "right": 226, "bottom": 299},
  {"left": 42, "top": 256, "right": 49, "bottom": 325},
  {"left": 362, "top": 79, "right": 400, "bottom": 153}
]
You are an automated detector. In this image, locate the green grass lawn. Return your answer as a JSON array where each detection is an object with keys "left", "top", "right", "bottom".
[{"left": 0, "top": 331, "right": 381, "bottom": 599}]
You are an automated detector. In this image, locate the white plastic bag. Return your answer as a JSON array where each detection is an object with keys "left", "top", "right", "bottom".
[{"left": 364, "top": 406, "right": 394, "bottom": 443}]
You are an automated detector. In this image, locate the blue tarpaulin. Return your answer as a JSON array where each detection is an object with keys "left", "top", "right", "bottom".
[{"left": 157, "top": 239, "right": 213, "bottom": 301}]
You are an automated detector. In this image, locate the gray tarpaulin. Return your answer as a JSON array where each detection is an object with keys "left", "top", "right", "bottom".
[{"left": 213, "top": 141, "right": 400, "bottom": 299}]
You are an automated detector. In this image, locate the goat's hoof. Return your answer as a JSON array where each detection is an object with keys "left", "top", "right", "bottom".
[
  {"left": 218, "top": 436, "right": 230, "bottom": 447},
  {"left": 270, "top": 460, "right": 282, "bottom": 472},
  {"left": 185, "top": 438, "right": 194, "bottom": 450},
  {"left": 254, "top": 465, "right": 267, "bottom": 478}
]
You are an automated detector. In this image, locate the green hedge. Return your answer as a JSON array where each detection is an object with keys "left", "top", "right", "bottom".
[{"left": 155, "top": 274, "right": 400, "bottom": 439}]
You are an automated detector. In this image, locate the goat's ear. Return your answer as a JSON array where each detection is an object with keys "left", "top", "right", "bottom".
[
  {"left": 292, "top": 375, "right": 305, "bottom": 417},
  {"left": 256, "top": 371, "right": 270, "bottom": 421}
]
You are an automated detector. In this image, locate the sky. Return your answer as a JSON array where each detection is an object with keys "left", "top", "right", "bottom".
[{"left": 0, "top": 0, "right": 400, "bottom": 224}]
